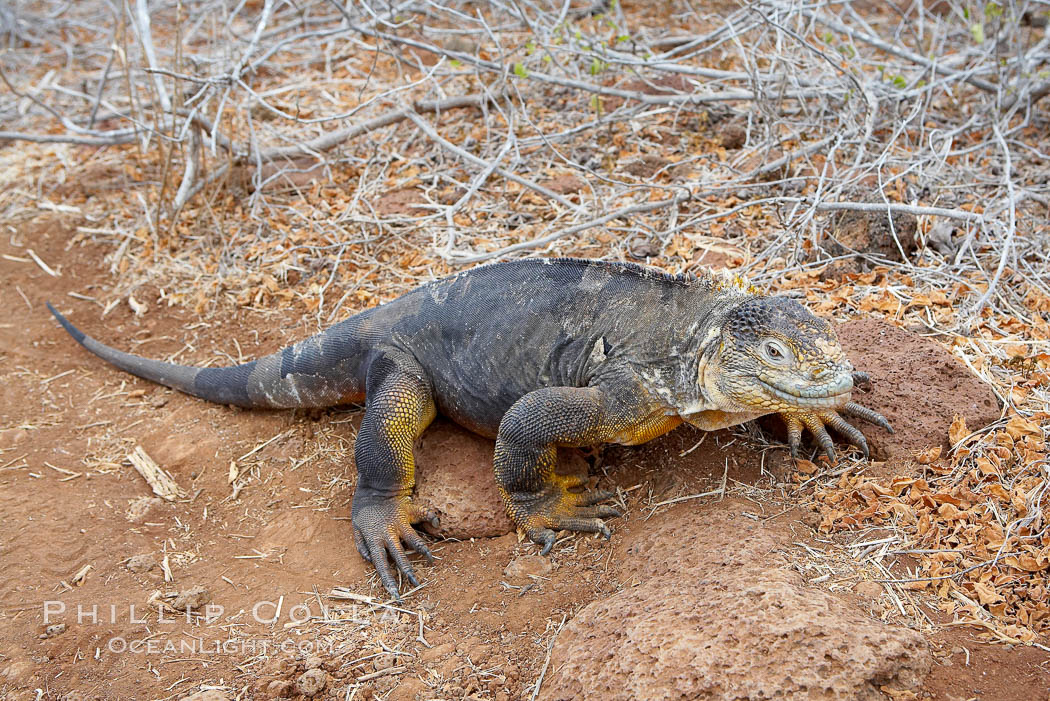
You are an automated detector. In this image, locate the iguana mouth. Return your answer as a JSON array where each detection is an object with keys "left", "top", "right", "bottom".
[{"left": 758, "top": 378, "right": 851, "bottom": 409}]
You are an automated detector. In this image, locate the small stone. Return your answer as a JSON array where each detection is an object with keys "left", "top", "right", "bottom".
[
  {"left": 442, "top": 36, "right": 478, "bottom": 54},
  {"left": 628, "top": 241, "right": 660, "bottom": 259},
  {"left": 171, "top": 585, "right": 210, "bottom": 612},
  {"left": 799, "top": 511, "right": 821, "bottom": 530},
  {"left": 461, "top": 641, "right": 492, "bottom": 664},
  {"left": 420, "top": 642, "right": 455, "bottom": 663},
  {"left": 125, "top": 554, "right": 155, "bottom": 573},
  {"left": 394, "top": 680, "right": 428, "bottom": 701},
  {"left": 265, "top": 680, "right": 294, "bottom": 698},
  {"left": 180, "top": 691, "right": 231, "bottom": 701},
  {"left": 395, "top": 677, "right": 428, "bottom": 699},
  {"left": 415, "top": 420, "right": 515, "bottom": 538},
  {"left": 304, "top": 655, "right": 324, "bottom": 670},
  {"left": 503, "top": 555, "right": 552, "bottom": 580},
  {"left": 126, "top": 496, "right": 169, "bottom": 524},
  {"left": 926, "top": 220, "right": 957, "bottom": 257},
  {"left": 852, "top": 580, "right": 884, "bottom": 599},
  {"left": 1, "top": 660, "right": 33, "bottom": 683},
  {"left": 540, "top": 175, "right": 588, "bottom": 195},
  {"left": 623, "top": 154, "right": 671, "bottom": 178},
  {"left": 296, "top": 668, "right": 328, "bottom": 697},
  {"left": 40, "top": 623, "right": 66, "bottom": 639},
  {"left": 437, "top": 655, "right": 464, "bottom": 679},
  {"left": 373, "top": 653, "right": 397, "bottom": 671},
  {"left": 717, "top": 122, "right": 747, "bottom": 150},
  {"left": 0, "top": 427, "right": 29, "bottom": 448}
]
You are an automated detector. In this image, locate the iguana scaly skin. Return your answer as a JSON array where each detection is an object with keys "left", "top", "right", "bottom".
[{"left": 47, "top": 258, "right": 891, "bottom": 598}]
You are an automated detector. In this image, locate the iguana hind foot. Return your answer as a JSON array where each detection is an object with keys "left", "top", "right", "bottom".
[
  {"left": 352, "top": 492, "right": 437, "bottom": 598},
  {"left": 351, "top": 353, "right": 437, "bottom": 600}
]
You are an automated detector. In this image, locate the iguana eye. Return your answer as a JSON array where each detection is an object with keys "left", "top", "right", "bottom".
[{"left": 761, "top": 339, "right": 791, "bottom": 366}]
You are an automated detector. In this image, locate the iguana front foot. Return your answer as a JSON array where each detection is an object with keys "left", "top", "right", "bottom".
[
  {"left": 781, "top": 401, "right": 893, "bottom": 460},
  {"left": 351, "top": 491, "right": 438, "bottom": 600},
  {"left": 506, "top": 478, "right": 621, "bottom": 555}
]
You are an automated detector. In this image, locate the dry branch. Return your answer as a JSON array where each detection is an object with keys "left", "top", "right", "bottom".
[
  {"left": 0, "top": 130, "right": 139, "bottom": 145},
  {"left": 246, "top": 94, "right": 490, "bottom": 164},
  {"left": 450, "top": 191, "right": 691, "bottom": 264},
  {"left": 127, "top": 446, "right": 186, "bottom": 501},
  {"left": 787, "top": 199, "right": 984, "bottom": 224},
  {"left": 403, "top": 108, "right": 586, "bottom": 216},
  {"left": 341, "top": 14, "right": 839, "bottom": 106}
]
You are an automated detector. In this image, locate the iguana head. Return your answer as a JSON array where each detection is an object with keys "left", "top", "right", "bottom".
[{"left": 700, "top": 296, "right": 855, "bottom": 414}]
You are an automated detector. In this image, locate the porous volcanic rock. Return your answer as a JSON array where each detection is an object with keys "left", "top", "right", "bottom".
[
  {"left": 415, "top": 419, "right": 514, "bottom": 539},
  {"left": 414, "top": 420, "right": 591, "bottom": 539},
  {"left": 837, "top": 319, "right": 1000, "bottom": 457},
  {"left": 540, "top": 503, "right": 931, "bottom": 701}
]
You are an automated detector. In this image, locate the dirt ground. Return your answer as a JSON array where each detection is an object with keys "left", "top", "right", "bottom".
[{"left": 1, "top": 215, "right": 1047, "bottom": 700}]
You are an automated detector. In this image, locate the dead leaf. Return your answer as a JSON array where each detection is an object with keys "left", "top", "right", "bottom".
[
  {"left": 949, "top": 415, "right": 969, "bottom": 446},
  {"left": 1005, "top": 415, "right": 1042, "bottom": 440},
  {"left": 915, "top": 446, "right": 942, "bottom": 464},
  {"left": 794, "top": 458, "right": 818, "bottom": 474},
  {"left": 973, "top": 581, "right": 1002, "bottom": 605}
]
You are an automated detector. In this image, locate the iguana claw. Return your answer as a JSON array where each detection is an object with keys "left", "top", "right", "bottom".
[
  {"left": 782, "top": 401, "right": 892, "bottom": 461},
  {"left": 843, "top": 401, "right": 894, "bottom": 433},
  {"left": 851, "top": 371, "right": 872, "bottom": 388},
  {"left": 512, "top": 484, "right": 620, "bottom": 554},
  {"left": 351, "top": 492, "right": 437, "bottom": 601}
]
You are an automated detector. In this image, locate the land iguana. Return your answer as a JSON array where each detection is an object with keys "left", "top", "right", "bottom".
[{"left": 47, "top": 258, "right": 891, "bottom": 599}]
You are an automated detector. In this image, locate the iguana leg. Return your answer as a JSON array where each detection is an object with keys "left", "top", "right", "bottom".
[
  {"left": 781, "top": 401, "right": 892, "bottom": 460},
  {"left": 351, "top": 353, "right": 437, "bottom": 600},
  {"left": 494, "top": 386, "right": 626, "bottom": 555}
]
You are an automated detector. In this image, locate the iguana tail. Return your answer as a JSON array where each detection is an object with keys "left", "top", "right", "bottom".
[{"left": 46, "top": 303, "right": 371, "bottom": 409}]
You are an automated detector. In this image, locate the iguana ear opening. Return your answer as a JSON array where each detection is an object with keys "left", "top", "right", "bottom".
[{"left": 759, "top": 338, "right": 793, "bottom": 367}]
